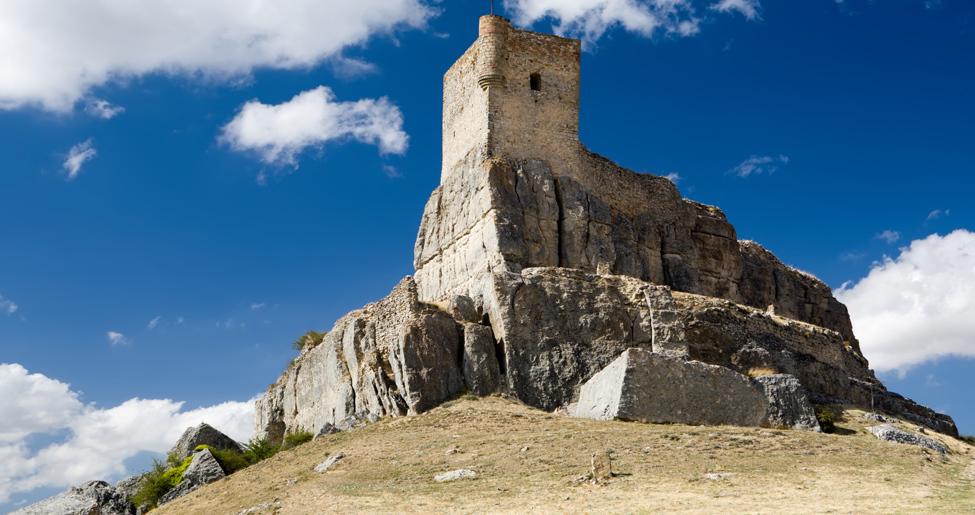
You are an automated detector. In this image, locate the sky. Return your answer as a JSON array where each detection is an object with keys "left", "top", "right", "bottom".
[{"left": 1, "top": 0, "right": 973, "bottom": 509}]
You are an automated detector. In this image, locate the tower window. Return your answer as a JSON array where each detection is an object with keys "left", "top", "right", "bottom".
[{"left": 530, "top": 72, "right": 541, "bottom": 91}]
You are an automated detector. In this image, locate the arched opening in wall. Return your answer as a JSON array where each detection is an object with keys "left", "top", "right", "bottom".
[{"left": 530, "top": 72, "right": 541, "bottom": 91}]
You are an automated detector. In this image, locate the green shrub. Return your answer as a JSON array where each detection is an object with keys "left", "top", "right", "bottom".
[
  {"left": 130, "top": 455, "right": 191, "bottom": 511},
  {"left": 962, "top": 435, "right": 975, "bottom": 446},
  {"left": 291, "top": 330, "right": 326, "bottom": 352},
  {"left": 814, "top": 405, "right": 836, "bottom": 434},
  {"left": 243, "top": 437, "right": 281, "bottom": 463},
  {"left": 193, "top": 444, "right": 252, "bottom": 473},
  {"left": 284, "top": 430, "right": 314, "bottom": 448}
]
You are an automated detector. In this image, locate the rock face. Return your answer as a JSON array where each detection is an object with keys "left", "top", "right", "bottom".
[
  {"left": 169, "top": 423, "right": 243, "bottom": 460},
  {"left": 255, "top": 277, "right": 467, "bottom": 443},
  {"left": 574, "top": 348, "right": 819, "bottom": 430},
  {"left": 11, "top": 480, "right": 134, "bottom": 515},
  {"left": 251, "top": 15, "right": 958, "bottom": 441}
]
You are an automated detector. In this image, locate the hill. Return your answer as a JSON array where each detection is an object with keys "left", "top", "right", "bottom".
[{"left": 155, "top": 397, "right": 974, "bottom": 515}]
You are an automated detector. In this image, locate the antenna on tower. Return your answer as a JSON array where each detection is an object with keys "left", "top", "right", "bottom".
[{"left": 491, "top": 0, "right": 494, "bottom": 15}]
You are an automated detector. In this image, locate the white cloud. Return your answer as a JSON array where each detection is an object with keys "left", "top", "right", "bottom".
[
  {"left": 0, "top": 363, "right": 255, "bottom": 505},
  {"left": 0, "top": 295, "right": 17, "bottom": 315},
  {"left": 148, "top": 316, "right": 162, "bottom": 330},
  {"left": 504, "top": 0, "right": 703, "bottom": 44},
  {"left": 62, "top": 139, "right": 97, "bottom": 181},
  {"left": 927, "top": 209, "right": 949, "bottom": 220},
  {"left": 876, "top": 230, "right": 900, "bottom": 244},
  {"left": 836, "top": 230, "right": 975, "bottom": 374},
  {"left": 383, "top": 165, "right": 403, "bottom": 179},
  {"left": 176, "top": 316, "right": 185, "bottom": 324},
  {"left": 106, "top": 332, "right": 128, "bottom": 346},
  {"left": 663, "top": 172, "right": 681, "bottom": 183},
  {"left": 220, "top": 86, "right": 408, "bottom": 166},
  {"left": 709, "top": 0, "right": 761, "bottom": 20},
  {"left": 0, "top": 0, "right": 435, "bottom": 112},
  {"left": 250, "top": 303, "right": 266, "bottom": 311},
  {"left": 83, "top": 99, "right": 124, "bottom": 119},
  {"left": 729, "top": 154, "right": 788, "bottom": 177}
]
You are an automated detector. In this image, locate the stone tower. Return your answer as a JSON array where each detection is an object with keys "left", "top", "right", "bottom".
[{"left": 442, "top": 15, "right": 582, "bottom": 183}]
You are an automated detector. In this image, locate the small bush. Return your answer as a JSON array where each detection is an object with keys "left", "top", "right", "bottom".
[
  {"left": 243, "top": 437, "right": 281, "bottom": 463},
  {"left": 193, "top": 444, "right": 251, "bottom": 473},
  {"left": 291, "top": 330, "right": 326, "bottom": 352},
  {"left": 962, "top": 435, "right": 975, "bottom": 446},
  {"left": 130, "top": 455, "right": 191, "bottom": 511},
  {"left": 814, "top": 405, "right": 836, "bottom": 433},
  {"left": 284, "top": 431, "right": 314, "bottom": 448}
]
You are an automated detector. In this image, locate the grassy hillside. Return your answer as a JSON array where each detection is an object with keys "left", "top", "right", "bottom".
[{"left": 154, "top": 397, "right": 974, "bottom": 514}]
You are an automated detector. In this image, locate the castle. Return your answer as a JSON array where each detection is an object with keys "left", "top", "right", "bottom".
[{"left": 254, "top": 16, "right": 957, "bottom": 440}]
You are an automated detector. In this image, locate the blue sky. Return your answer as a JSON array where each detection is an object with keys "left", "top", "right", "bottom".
[{"left": 1, "top": 0, "right": 973, "bottom": 509}]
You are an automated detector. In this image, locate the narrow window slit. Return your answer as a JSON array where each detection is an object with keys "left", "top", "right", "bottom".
[{"left": 530, "top": 72, "right": 541, "bottom": 91}]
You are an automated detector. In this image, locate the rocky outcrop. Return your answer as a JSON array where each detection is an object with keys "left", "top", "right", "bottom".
[
  {"left": 574, "top": 348, "right": 819, "bottom": 430},
  {"left": 255, "top": 277, "right": 468, "bottom": 443},
  {"left": 414, "top": 156, "right": 856, "bottom": 346},
  {"left": 11, "top": 480, "right": 134, "bottom": 515},
  {"left": 254, "top": 267, "right": 957, "bottom": 438},
  {"left": 159, "top": 448, "right": 226, "bottom": 505},
  {"left": 869, "top": 424, "right": 949, "bottom": 454},
  {"left": 169, "top": 423, "right": 243, "bottom": 460}
]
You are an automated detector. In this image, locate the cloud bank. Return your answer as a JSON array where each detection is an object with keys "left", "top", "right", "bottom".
[
  {"left": 220, "top": 86, "right": 408, "bottom": 166},
  {"left": 836, "top": 230, "right": 975, "bottom": 374},
  {"left": 0, "top": 363, "right": 255, "bottom": 505},
  {"left": 503, "top": 0, "right": 764, "bottom": 45},
  {"left": 0, "top": 0, "right": 434, "bottom": 112}
]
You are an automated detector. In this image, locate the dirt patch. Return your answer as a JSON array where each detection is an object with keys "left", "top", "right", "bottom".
[{"left": 154, "top": 398, "right": 974, "bottom": 514}]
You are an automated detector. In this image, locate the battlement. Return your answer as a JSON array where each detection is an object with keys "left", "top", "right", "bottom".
[{"left": 442, "top": 16, "right": 582, "bottom": 183}]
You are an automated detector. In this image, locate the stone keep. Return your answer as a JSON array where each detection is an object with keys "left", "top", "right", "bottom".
[{"left": 254, "top": 16, "right": 958, "bottom": 442}]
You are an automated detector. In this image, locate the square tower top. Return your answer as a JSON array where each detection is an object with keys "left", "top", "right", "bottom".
[{"left": 441, "top": 16, "right": 582, "bottom": 183}]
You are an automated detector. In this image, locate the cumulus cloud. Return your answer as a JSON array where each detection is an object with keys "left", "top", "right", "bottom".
[
  {"left": 504, "top": 0, "right": 703, "bottom": 44},
  {"left": 0, "top": 295, "right": 17, "bottom": 315},
  {"left": 106, "top": 332, "right": 128, "bottom": 346},
  {"left": 83, "top": 99, "right": 124, "bottom": 119},
  {"left": 62, "top": 139, "right": 97, "bottom": 180},
  {"left": 220, "top": 86, "right": 408, "bottom": 166},
  {"left": 504, "top": 0, "right": 767, "bottom": 44},
  {"left": 0, "top": 0, "right": 434, "bottom": 112},
  {"left": 0, "top": 363, "right": 255, "bottom": 505},
  {"left": 876, "top": 230, "right": 900, "bottom": 244},
  {"left": 709, "top": 0, "right": 761, "bottom": 20},
  {"left": 836, "top": 230, "right": 975, "bottom": 374},
  {"left": 729, "top": 154, "right": 788, "bottom": 177}
]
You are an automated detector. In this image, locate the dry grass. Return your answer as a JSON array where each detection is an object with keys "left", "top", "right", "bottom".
[
  {"left": 154, "top": 397, "right": 974, "bottom": 515},
  {"left": 746, "top": 366, "right": 780, "bottom": 378}
]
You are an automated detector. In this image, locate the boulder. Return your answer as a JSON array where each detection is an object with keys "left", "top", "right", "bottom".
[
  {"left": 11, "top": 480, "right": 134, "bottom": 515},
  {"left": 434, "top": 469, "right": 476, "bottom": 482},
  {"left": 868, "top": 424, "right": 949, "bottom": 454},
  {"left": 752, "top": 374, "right": 820, "bottom": 430},
  {"left": 314, "top": 453, "right": 346, "bottom": 473},
  {"left": 158, "top": 449, "right": 226, "bottom": 505},
  {"left": 575, "top": 348, "right": 818, "bottom": 430},
  {"left": 114, "top": 475, "right": 143, "bottom": 501},
  {"left": 448, "top": 295, "right": 480, "bottom": 324},
  {"left": 462, "top": 323, "right": 501, "bottom": 396},
  {"left": 169, "top": 423, "right": 243, "bottom": 460}
]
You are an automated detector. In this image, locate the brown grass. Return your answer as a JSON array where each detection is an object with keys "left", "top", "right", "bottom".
[
  {"left": 153, "top": 397, "right": 974, "bottom": 515},
  {"left": 746, "top": 366, "right": 780, "bottom": 378}
]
